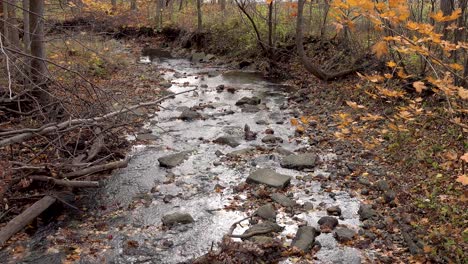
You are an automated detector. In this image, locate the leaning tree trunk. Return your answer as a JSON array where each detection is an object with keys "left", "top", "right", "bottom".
[
  {"left": 296, "top": 0, "right": 359, "bottom": 81},
  {"left": 30, "top": 0, "right": 48, "bottom": 103}
]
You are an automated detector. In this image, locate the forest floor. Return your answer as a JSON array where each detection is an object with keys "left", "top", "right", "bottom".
[{"left": 0, "top": 30, "right": 466, "bottom": 263}]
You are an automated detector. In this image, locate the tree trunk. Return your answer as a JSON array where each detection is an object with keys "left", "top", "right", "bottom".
[
  {"left": 130, "top": 0, "right": 137, "bottom": 10},
  {"left": 30, "top": 0, "right": 48, "bottom": 102},
  {"left": 296, "top": 0, "right": 358, "bottom": 81},
  {"left": 155, "top": 0, "right": 163, "bottom": 29},
  {"left": 111, "top": 0, "right": 117, "bottom": 10},
  {"left": 196, "top": 0, "right": 203, "bottom": 31},
  {"left": 22, "top": 0, "right": 30, "bottom": 52},
  {"left": 4, "top": 0, "right": 20, "bottom": 49},
  {"left": 220, "top": 0, "right": 226, "bottom": 10}
]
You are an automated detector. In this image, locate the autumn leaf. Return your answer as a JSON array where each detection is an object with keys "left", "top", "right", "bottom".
[
  {"left": 456, "top": 174, "right": 468, "bottom": 185},
  {"left": 461, "top": 153, "right": 468, "bottom": 162},
  {"left": 346, "top": 101, "right": 366, "bottom": 109},
  {"left": 372, "top": 41, "right": 388, "bottom": 59},
  {"left": 290, "top": 118, "right": 299, "bottom": 126},
  {"left": 386, "top": 61, "right": 397, "bottom": 68},
  {"left": 413, "top": 81, "right": 426, "bottom": 93},
  {"left": 458, "top": 88, "right": 468, "bottom": 100}
]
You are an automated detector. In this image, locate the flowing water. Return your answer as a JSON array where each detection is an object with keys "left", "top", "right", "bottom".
[{"left": 6, "top": 53, "right": 367, "bottom": 264}]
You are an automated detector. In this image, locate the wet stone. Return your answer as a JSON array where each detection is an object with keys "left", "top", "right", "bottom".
[
  {"left": 291, "top": 226, "right": 319, "bottom": 251},
  {"left": 161, "top": 212, "right": 194, "bottom": 227},
  {"left": 276, "top": 147, "right": 294, "bottom": 156},
  {"left": 213, "top": 136, "right": 240, "bottom": 148},
  {"left": 235, "top": 96, "right": 261, "bottom": 106},
  {"left": 255, "top": 203, "right": 276, "bottom": 221},
  {"left": 375, "top": 180, "right": 390, "bottom": 192},
  {"left": 158, "top": 151, "right": 192, "bottom": 168},
  {"left": 358, "top": 204, "right": 377, "bottom": 221},
  {"left": 383, "top": 190, "right": 396, "bottom": 203},
  {"left": 271, "top": 193, "right": 297, "bottom": 207},
  {"left": 361, "top": 189, "right": 370, "bottom": 195},
  {"left": 256, "top": 119, "right": 269, "bottom": 125},
  {"left": 241, "top": 105, "right": 261, "bottom": 113},
  {"left": 326, "top": 206, "right": 342, "bottom": 216},
  {"left": 248, "top": 236, "right": 275, "bottom": 244},
  {"left": 280, "top": 153, "right": 318, "bottom": 170},
  {"left": 318, "top": 216, "right": 339, "bottom": 232},
  {"left": 191, "top": 52, "right": 206, "bottom": 62},
  {"left": 216, "top": 84, "right": 225, "bottom": 92},
  {"left": 303, "top": 202, "right": 314, "bottom": 211},
  {"left": 334, "top": 227, "right": 357, "bottom": 243},
  {"left": 227, "top": 148, "right": 255, "bottom": 158},
  {"left": 179, "top": 109, "right": 202, "bottom": 121},
  {"left": 262, "top": 135, "right": 283, "bottom": 144},
  {"left": 246, "top": 168, "right": 291, "bottom": 188},
  {"left": 242, "top": 222, "right": 283, "bottom": 238}
]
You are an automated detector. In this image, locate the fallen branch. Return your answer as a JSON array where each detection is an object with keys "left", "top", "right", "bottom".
[
  {"left": 63, "top": 157, "right": 129, "bottom": 178},
  {"left": 0, "top": 196, "right": 56, "bottom": 247},
  {"left": 85, "top": 127, "right": 104, "bottom": 162},
  {"left": 30, "top": 176, "right": 100, "bottom": 188},
  {"left": 0, "top": 89, "right": 196, "bottom": 147}
]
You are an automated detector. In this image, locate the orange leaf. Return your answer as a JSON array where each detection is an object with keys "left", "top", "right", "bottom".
[
  {"left": 413, "top": 81, "right": 426, "bottom": 93},
  {"left": 290, "top": 118, "right": 299, "bottom": 126},
  {"left": 456, "top": 174, "right": 468, "bottom": 185},
  {"left": 372, "top": 41, "right": 388, "bottom": 59},
  {"left": 461, "top": 153, "right": 468, "bottom": 162}
]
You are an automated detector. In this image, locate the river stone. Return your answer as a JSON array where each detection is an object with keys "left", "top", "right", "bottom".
[
  {"left": 255, "top": 203, "right": 276, "bottom": 221},
  {"left": 191, "top": 52, "right": 206, "bottom": 62},
  {"left": 262, "top": 135, "right": 283, "bottom": 144},
  {"left": 383, "top": 190, "right": 396, "bottom": 203},
  {"left": 334, "top": 227, "right": 356, "bottom": 242},
  {"left": 158, "top": 151, "right": 192, "bottom": 168},
  {"left": 280, "top": 153, "right": 318, "bottom": 170},
  {"left": 235, "top": 96, "right": 261, "bottom": 106},
  {"left": 247, "top": 168, "right": 291, "bottom": 188},
  {"left": 326, "top": 206, "right": 342, "bottom": 216},
  {"left": 276, "top": 147, "right": 294, "bottom": 156},
  {"left": 213, "top": 136, "right": 240, "bottom": 148},
  {"left": 291, "top": 226, "right": 319, "bottom": 251},
  {"left": 242, "top": 222, "right": 283, "bottom": 238},
  {"left": 318, "top": 216, "right": 339, "bottom": 232},
  {"left": 358, "top": 204, "right": 377, "bottom": 221},
  {"left": 227, "top": 148, "right": 255, "bottom": 158},
  {"left": 248, "top": 236, "right": 275, "bottom": 244},
  {"left": 271, "top": 193, "right": 297, "bottom": 207},
  {"left": 375, "top": 180, "right": 390, "bottom": 192},
  {"left": 179, "top": 109, "right": 202, "bottom": 121},
  {"left": 241, "top": 105, "right": 261, "bottom": 113},
  {"left": 161, "top": 212, "right": 194, "bottom": 226}
]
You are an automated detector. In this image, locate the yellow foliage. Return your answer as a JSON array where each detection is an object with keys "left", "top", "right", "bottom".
[{"left": 372, "top": 41, "right": 388, "bottom": 59}]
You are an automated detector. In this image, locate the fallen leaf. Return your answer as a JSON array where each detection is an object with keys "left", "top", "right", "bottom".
[{"left": 456, "top": 174, "right": 468, "bottom": 185}]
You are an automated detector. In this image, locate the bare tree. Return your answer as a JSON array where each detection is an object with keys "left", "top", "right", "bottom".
[
  {"left": 29, "top": 0, "right": 48, "bottom": 102},
  {"left": 22, "top": 0, "right": 30, "bottom": 52},
  {"left": 196, "top": 0, "right": 203, "bottom": 31}
]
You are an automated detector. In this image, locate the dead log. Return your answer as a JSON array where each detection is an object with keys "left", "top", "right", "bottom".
[
  {"left": 63, "top": 157, "right": 129, "bottom": 178},
  {"left": 0, "top": 89, "right": 196, "bottom": 147},
  {"left": 85, "top": 127, "right": 104, "bottom": 162},
  {"left": 30, "top": 176, "right": 99, "bottom": 188},
  {"left": 0, "top": 196, "right": 56, "bottom": 246}
]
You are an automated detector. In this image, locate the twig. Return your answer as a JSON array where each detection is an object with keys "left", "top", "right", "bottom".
[
  {"left": 63, "top": 157, "right": 129, "bottom": 178},
  {"left": 30, "top": 176, "right": 100, "bottom": 188}
]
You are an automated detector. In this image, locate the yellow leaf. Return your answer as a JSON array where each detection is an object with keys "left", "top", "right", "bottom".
[
  {"left": 346, "top": 101, "right": 366, "bottom": 109},
  {"left": 449, "top": 63, "right": 464, "bottom": 71},
  {"left": 413, "top": 81, "right": 426, "bottom": 93},
  {"left": 300, "top": 116, "right": 309, "bottom": 124},
  {"left": 456, "top": 174, "right": 468, "bottom": 185},
  {"left": 372, "top": 41, "right": 388, "bottom": 59},
  {"left": 290, "top": 118, "right": 299, "bottom": 126},
  {"left": 387, "top": 61, "right": 397, "bottom": 68},
  {"left": 459, "top": 88, "right": 468, "bottom": 100}
]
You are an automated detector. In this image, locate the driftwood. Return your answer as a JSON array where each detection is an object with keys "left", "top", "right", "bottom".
[
  {"left": 30, "top": 176, "right": 99, "bottom": 188},
  {"left": 0, "top": 196, "right": 56, "bottom": 246},
  {"left": 63, "top": 157, "right": 129, "bottom": 178},
  {"left": 0, "top": 89, "right": 196, "bottom": 147}
]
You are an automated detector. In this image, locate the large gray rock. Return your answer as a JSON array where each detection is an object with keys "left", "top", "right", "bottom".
[
  {"left": 318, "top": 216, "right": 339, "bottom": 232},
  {"left": 334, "top": 227, "right": 356, "bottom": 243},
  {"left": 158, "top": 151, "right": 192, "bottom": 168},
  {"left": 213, "top": 136, "right": 240, "bottom": 148},
  {"left": 271, "top": 193, "right": 297, "bottom": 207},
  {"left": 358, "top": 204, "right": 377, "bottom": 221},
  {"left": 291, "top": 226, "right": 319, "bottom": 251},
  {"left": 191, "top": 52, "right": 206, "bottom": 62},
  {"left": 247, "top": 168, "right": 291, "bottom": 188},
  {"left": 276, "top": 147, "right": 294, "bottom": 156},
  {"left": 280, "top": 153, "right": 318, "bottom": 170},
  {"left": 179, "top": 109, "right": 202, "bottom": 121},
  {"left": 235, "top": 96, "right": 261, "bottom": 106},
  {"left": 255, "top": 203, "right": 276, "bottom": 221},
  {"left": 261, "top": 135, "right": 283, "bottom": 144},
  {"left": 242, "top": 222, "right": 283, "bottom": 238},
  {"left": 227, "top": 148, "right": 255, "bottom": 158},
  {"left": 326, "top": 206, "right": 342, "bottom": 216},
  {"left": 161, "top": 212, "right": 194, "bottom": 226}
]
